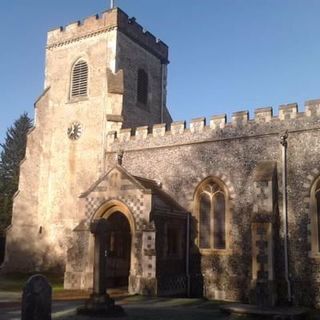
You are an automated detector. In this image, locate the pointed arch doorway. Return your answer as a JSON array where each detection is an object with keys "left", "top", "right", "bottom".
[
  {"left": 105, "top": 212, "right": 131, "bottom": 288},
  {"left": 93, "top": 200, "right": 135, "bottom": 292}
]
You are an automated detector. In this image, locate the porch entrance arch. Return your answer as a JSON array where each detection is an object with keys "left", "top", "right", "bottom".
[{"left": 93, "top": 200, "right": 135, "bottom": 289}]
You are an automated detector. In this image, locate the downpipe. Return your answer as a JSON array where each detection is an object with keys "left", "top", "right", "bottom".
[{"left": 280, "top": 130, "right": 292, "bottom": 304}]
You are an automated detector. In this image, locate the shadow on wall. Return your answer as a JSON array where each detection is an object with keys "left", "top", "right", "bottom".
[
  {"left": 286, "top": 162, "right": 319, "bottom": 307},
  {"left": 3, "top": 221, "right": 66, "bottom": 275},
  {"left": 188, "top": 215, "right": 203, "bottom": 297},
  {"left": 181, "top": 142, "right": 254, "bottom": 301},
  {"left": 0, "top": 236, "right": 5, "bottom": 265},
  {"left": 128, "top": 138, "right": 257, "bottom": 301}
]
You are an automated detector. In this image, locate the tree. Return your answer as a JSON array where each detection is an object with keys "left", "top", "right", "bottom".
[{"left": 0, "top": 113, "right": 33, "bottom": 233}]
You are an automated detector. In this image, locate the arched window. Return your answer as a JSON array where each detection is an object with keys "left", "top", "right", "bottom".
[
  {"left": 71, "top": 60, "right": 88, "bottom": 98},
  {"left": 310, "top": 178, "right": 320, "bottom": 254},
  {"left": 196, "top": 178, "right": 227, "bottom": 250},
  {"left": 137, "top": 69, "right": 148, "bottom": 105}
]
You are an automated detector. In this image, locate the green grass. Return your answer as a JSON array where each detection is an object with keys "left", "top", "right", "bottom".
[{"left": 0, "top": 272, "right": 64, "bottom": 292}]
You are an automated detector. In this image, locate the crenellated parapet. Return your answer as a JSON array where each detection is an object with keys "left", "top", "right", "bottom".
[
  {"left": 47, "top": 8, "right": 168, "bottom": 62},
  {"left": 232, "top": 111, "right": 249, "bottom": 127},
  {"left": 254, "top": 107, "right": 273, "bottom": 123},
  {"left": 305, "top": 99, "right": 320, "bottom": 117},
  {"left": 279, "top": 103, "right": 298, "bottom": 120},
  {"left": 106, "top": 99, "right": 320, "bottom": 150}
]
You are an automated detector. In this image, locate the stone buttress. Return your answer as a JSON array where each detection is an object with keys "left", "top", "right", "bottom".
[{"left": 250, "top": 161, "right": 278, "bottom": 306}]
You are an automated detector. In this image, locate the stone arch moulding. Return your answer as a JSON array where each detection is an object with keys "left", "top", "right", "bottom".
[
  {"left": 186, "top": 171, "right": 236, "bottom": 208},
  {"left": 190, "top": 171, "right": 235, "bottom": 255},
  {"left": 89, "top": 199, "right": 138, "bottom": 290},
  {"left": 91, "top": 199, "right": 136, "bottom": 236},
  {"left": 302, "top": 168, "right": 320, "bottom": 257},
  {"left": 70, "top": 56, "right": 89, "bottom": 74}
]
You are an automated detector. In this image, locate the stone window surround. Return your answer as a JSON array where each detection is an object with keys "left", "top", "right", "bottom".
[
  {"left": 69, "top": 58, "right": 89, "bottom": 101},
  {"left": 193, "top": 176, "right": 232, "bottom": 255},
  {"left": 301, "top": 168, "right": 320, "bottom": 259}
]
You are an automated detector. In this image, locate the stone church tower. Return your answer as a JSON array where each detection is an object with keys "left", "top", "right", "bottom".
[
  {"left": 5, "top": 4, "right": 320, "bottom": 307},
  {"left": 4, "top": 7, "right": 172, "bottom": 276}
]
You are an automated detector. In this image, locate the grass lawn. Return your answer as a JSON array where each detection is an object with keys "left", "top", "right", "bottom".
[
  {"left": 0, "top": 273, "right": 137, "bottom": 301},
  {"left": 0, "top": 272, "right": 91, "bottom": 300},
  {"left": 0, "top": 272, "right": 64, "bottom": 292}
]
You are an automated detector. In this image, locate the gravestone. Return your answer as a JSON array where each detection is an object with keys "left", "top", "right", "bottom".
[{"left": 21, "top": 274, "right": 52, "bottom": 320}]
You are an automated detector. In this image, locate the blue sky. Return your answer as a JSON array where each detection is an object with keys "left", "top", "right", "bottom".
[{"left": 1, "top": 0, "right": 320, "bottom": 145}]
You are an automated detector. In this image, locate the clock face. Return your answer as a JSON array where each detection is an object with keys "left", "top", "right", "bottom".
[{"left": 67, "top": 122, "right": 82, "bottom": 140}]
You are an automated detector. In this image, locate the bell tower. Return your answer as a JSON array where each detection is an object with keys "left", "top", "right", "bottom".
[
  {"left": 4, "top": 7, "right": 171, "bottom": 272},
  {"left": 45, "top": 7, "right": 171, "bottom": 131}
]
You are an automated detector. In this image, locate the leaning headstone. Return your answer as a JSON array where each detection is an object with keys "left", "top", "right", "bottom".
[{"left": 21, "top": 274, "right": 52, "bottom": 320}]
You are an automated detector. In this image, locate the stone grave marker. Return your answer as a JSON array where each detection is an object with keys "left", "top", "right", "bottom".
[{"left": 21, "top": 274, "right": 52, "bottom": 320}]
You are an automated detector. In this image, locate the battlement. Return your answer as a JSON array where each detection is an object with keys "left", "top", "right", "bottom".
[
  {"left": 47, "top": 7, "right": 168, "bottom": 62},
  {"left": 107, "top": 99, "right": 320, "bottom": 148}
]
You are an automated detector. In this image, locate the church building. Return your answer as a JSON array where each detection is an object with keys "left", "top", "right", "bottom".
[{"left": 4, "top": 6, "right": 320, "bottom": 307}]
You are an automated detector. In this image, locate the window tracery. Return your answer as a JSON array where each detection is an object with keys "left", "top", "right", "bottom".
[{"left": 196, "top": 178, "right": 227, "bottom": 250}]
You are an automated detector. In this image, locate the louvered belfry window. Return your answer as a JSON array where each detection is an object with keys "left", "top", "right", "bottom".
[
  {"left": 137, "top": 69, "right": 148, "bottom": 105},
  {"left": 71, "top": 60, "right": 88, "bottom": 98}
]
